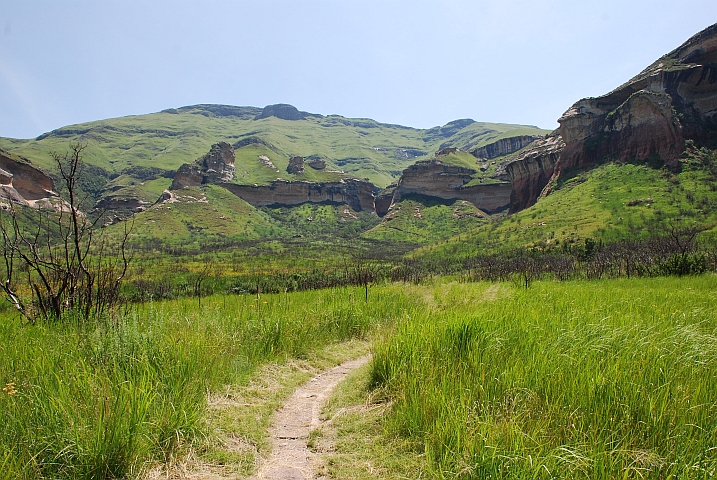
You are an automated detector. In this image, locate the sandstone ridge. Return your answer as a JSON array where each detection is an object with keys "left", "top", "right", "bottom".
[
  {"left": 502, "top": 22, "right": 717, "bottom": 212},
  {"left": 0, "top": 148, "right": 58, "bottom": 208},
  {"left": 222, "top": 178, "right": 375, "bottom": 213},
  {"left": 472, "top": 135, "right": 543, "bottom": 160},
  {"left": 377, "top": 159, "right": 511, "bottom": 216}
]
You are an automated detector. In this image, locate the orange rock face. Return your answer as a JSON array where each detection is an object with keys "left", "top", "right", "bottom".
[
  {"left": 0, "top": 149, "right": 57, "bottom": 206},
  {"left": 502, "top": 23, "right": 717, "bottom": 212},
  {"left": 223, "top": 178, "right": 376, "bottom": 213}
]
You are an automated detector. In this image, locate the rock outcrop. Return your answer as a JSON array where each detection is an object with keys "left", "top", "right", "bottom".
[
  {"left": 170, "top": 142, "right": 235, "bottom": 190},
  {"left": 287, "top": 156, "right": 305, "bottom": 174},
  {"left": 222, "top": 178, "right": 375, "bottom": 212},
  {"left": 379, "top": 160, "right": 511, "bottom": 215},
  {"left": 307, "top": 158, "right": 326, "bottom": 170},
  {"left": 471, "top": 135, "right": 542, "bottom": 160},
  {"left": 94, "top": 196, "right": 149, "bottom": 212},
  {"left": 0, "top": 149, "right": 58, "bottom": 207},
  {"left": 436, "top": 147, "right": 459, "bottom": 156},
  {"left": 500, "top": 22, "right": 717, "bottom": 212},
  {"left": 496, "top": 133, "right": 565, "bottom": 212}
]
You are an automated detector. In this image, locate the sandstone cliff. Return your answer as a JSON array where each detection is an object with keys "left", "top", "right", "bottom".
[
  {"left": 381, "top": 160, "right": 511, "bottom": 215},
  {"left": 500, "top": 22, "right": 717, "bottom": 212},
  {"left": 472, "top": 135, "right": 543, "bottom": 160},
  {"left": 170, "top": 142, "right": 235, "bottom": 190},
  {"left": 222, "top": 178, "right": 375, "bottom": 213},
  {"left": 0, "top": 148, "right": 58, "bottom": 207},
  {"left": 496, "top": 133, "right": 565, "bottom": 212}
]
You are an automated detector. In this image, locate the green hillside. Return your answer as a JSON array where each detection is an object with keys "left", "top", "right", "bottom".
[
  {"left": 363, "top": 197, "right": 489, "bottom": 245},
  {"left": 415, "top": 147, "right": 717, "bottom": 262},
  {"left": 435, "top": 150, "right": 508, "bottom": 185},
  {"left": 129, "top": 185, "right": 276, "bottom": 243},
  {"left": 4, "top": 102, "right": 714, "bottom": 268},
  {"left": 0, "top": 104, "right": 548, "bottom": 207}
]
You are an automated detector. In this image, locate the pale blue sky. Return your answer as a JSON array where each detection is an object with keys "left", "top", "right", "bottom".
[{"left": 1, "top": 1, "right": 715, "bottom": 139}]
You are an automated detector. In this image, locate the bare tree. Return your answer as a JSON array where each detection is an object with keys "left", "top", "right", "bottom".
[
  {"left": 191, "top": 262, "right": 213, "bottom": 307},
  {"left": 0, "top": 143, "right": 132, "bottom": 322}
]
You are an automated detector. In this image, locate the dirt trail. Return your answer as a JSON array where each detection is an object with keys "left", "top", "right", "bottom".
[{"left": 253, "top": 355, "right": 371, "bottom": 480}]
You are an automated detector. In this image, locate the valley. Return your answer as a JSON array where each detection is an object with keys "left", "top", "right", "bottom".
[{"left": 1, "top": 21, "right": 717, "bottom": 480}]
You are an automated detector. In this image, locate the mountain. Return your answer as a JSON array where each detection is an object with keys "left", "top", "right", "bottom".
[
  {"left": 0, "top": 104, "right": 547, "bottom": 214},
  {"left": 503, "top": 23, "right": 717, "bottom": 213},
  {"left": 415, "top": 23, "right": 717, "bottom": 260},
  {"left": 1, "top": 23, "right": 717, "bottom": 259}
]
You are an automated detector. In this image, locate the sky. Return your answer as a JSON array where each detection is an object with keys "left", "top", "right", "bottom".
[{"left": 0, "top": 1, "right": 716, "bottom": 139}]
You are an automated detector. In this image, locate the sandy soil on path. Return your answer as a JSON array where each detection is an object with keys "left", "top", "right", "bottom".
[{"left": 253, "top": 355, "right": 371, "bottom": 480}]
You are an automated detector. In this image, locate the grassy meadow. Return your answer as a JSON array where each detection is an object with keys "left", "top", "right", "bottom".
[
  {"left": 370, "top": 275, "right": 717, "bottom": 478},
  {"left": 2, "top": 274, "right": 716, "bottom": 478},
  {"left": 0, "top": 286, "right": 410, "bottom": 478}
]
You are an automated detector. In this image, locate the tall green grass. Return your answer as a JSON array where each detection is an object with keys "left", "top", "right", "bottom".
[
  {"left": 371, "top": 276, "right": 717, "bottom": 478},
  {"left": 0, "top": 286, "right": 408, "bottom": 478}
]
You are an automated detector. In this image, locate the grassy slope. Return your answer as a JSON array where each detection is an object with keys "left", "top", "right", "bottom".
[
  {"left": 105, "top": 185, "right": 385, "bottom": 283},
  {"left": 415, "top": 159, "right": 717, "bottom": 261},
  {"left": 122, "top": 184, "right": 381, "bottom": 245},
  {"left": 434, "top": 150, "right": 509, "bottom": 185},
  {"left": 129, "top": 185, "right": 277, "bottom": 242},
  {"left": 363, "top": 197, "right": 489, "bottom": 245},
  {"left": 0, "top": 286, "right": 408, "bottom": 478},
  {"left": 0, "top": 106, "right": 548, "bottom": 191},
  {"left": 435, "top": 122, "right": 544, "bottom": 152},
  {"left": 368, "top": 276, "right": 717, "bottom": 478}
]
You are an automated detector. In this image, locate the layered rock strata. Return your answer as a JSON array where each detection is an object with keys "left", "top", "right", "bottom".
[
  {"left": 500, "top": 23, "right": 717, "bottom": 212},
  {"left": 471, "top": 135, "right": 542, "bottom": 160},
  {"left": 0, "top": 149, "right": 58, "bottom": 207},
  {"left": 222, "top": 179, "right": 375, "bottom": 213},
  {"left": 379, "top": 160, "right": 511, "bottom": 216},
  {"left": 496, "top": 133, "right": 565, "bottom": 212}
]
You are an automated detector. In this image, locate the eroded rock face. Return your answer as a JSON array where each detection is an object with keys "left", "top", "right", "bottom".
[
  {"left": 170, "top": 142, "right": 235, "bottom": 190},
  {"left": 436, "top": 147, "right": 459, "bottom": 156},
  {"left": 223, "top": 178, "right": 376, "bottom": 212},
  {"left": 472, "top": 135, "right": 542, "bottom": 160},
  {"left": 287, "top": 156, "right": 305, "bottom": 174},
  {"left": 307, "top": 158, "right": 326, "bottom": 170},
  {"left": 0, "top": 149, "right": 57, "bottom": 207},
  {"left": 390, "top": 160, "right": 511, "bottom": 214},
  {"left": 375, "top": 184, "right": 397, "bottom": 217},
  {"left": 500, "top": 23, "right": 717, "bottom": 212},
  {"left": 498, "top": 133, "right": 565, "bottom": 213}
]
